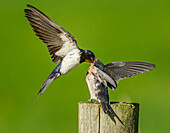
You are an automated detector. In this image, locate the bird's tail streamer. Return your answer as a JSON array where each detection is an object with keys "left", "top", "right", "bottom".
[{"left": 26, "top": 75, "right": 57, "bottom": 112}]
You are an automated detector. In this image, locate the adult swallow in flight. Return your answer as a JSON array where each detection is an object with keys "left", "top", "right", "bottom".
[
  {"left": 86, "top": 59, "right": 155, "bottom": 114},
  {"left": 24, "top": 5, "right": 95, "bottom": 96}
]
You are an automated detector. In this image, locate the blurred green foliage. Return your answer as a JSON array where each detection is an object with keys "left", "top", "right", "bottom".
[{"left": 0, "top": 0, "right": 170, "bottom": 133}]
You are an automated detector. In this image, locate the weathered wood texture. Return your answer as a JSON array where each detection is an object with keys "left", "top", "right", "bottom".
[{"left": 79, "top": 102, "right": 139, "bottom": 133}]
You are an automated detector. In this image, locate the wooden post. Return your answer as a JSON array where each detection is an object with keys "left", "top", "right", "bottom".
[{"left": 78, "top": 102, "right": 139, "bottom": 133}]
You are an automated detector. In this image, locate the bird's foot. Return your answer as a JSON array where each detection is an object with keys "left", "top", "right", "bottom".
[{"left": 88, "top": 98, "right": 93, "bottom": 102}]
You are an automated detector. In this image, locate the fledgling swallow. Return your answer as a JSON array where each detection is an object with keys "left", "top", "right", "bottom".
[
  {"left": 86, "top": 59, "right": 155, "bottom": 114},
  {"left": 24, "top": 5, "right": 95, "bottom": 96},
  {"left": 86, "top": 64, "right": 115, "bottom": 114}
]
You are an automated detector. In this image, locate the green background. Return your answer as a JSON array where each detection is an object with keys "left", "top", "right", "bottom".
[{"left": 0, "top": 0, "right": 170, "bottom": 133}]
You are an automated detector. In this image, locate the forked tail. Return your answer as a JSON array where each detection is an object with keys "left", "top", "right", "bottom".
[
  {"left": 101, "top": 102, "right": 114, "bottom": 114},
  {"left": 27, "top": 72, "right": 60, "bottom": 112},
  {"left": 38, "top": 77, "right": 56, "bottom": 96},
  {"left": 101, "top": 102, "right": 124, "bottom": 125},
  {"left": 38, "top": 72, "right": 60, "bottom": 96},
  {"left": 38, "top": 62, "right": 62, "bottom": 96},
  {"left": 27, "top": 63, "right": 62, "bottom": 111}
]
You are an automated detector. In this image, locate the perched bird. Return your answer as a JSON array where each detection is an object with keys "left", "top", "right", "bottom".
[
  {"left": 24, "top": 5, "right": 95, "bottom": 96},
  {"left": 86, "top": 63, "right": 115, "bottom": 114},
  {"left": 86, "top": 59, "right": 155, "bottom": 114}
]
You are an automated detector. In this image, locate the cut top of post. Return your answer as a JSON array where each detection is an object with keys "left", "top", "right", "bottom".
[{"left": 78, "top": 102, "right": 139, "bottom": 133}]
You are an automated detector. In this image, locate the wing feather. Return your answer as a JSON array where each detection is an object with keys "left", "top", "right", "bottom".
[
  {"left": 105, "top": 61, "right": 155, "bottom": 83},
  {"left": 92, "top": 67, "right": 117, "bottom": 89},
  {"left": 24, "top": 5, "right": 78, "bottom": 63}
]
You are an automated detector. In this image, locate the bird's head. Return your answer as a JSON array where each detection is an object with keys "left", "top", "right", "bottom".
[{"left": 80, "top": 50, "right": 95, "bottom": 63}]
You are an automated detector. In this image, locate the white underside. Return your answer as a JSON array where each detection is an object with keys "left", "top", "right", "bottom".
[
  {"left": 60, "top": 48, "right": 81, "bottom": 74},
  {"left": 86, "top": 73, "right": 97, "bottom": 100}
]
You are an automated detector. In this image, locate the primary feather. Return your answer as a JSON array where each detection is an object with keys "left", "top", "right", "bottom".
[
  {"left": 105, "top": 61, "right": 156, "bottom": 83},
  {"left": 24, "top": 4, "right": 78, "bottom": 63}
]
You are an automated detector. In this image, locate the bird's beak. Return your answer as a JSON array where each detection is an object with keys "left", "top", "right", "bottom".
[
  {"left": 85, "top": 59, "right": 92, "bottom": 63},
  {"left": 90, "top": 58, "right": 97, "bottom": 66}
]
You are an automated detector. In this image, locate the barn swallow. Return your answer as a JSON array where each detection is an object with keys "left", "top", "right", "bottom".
[
  {"left": 86, "top": 59, "right": 155, "bottom": 114},
  {"left": 86, "top": 64, "right": 114, "bottom": 114},
  {"left": 24, "top": 5, "right": 95, "bottom": 96}
]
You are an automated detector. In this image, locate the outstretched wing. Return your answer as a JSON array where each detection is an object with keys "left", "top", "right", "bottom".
[
  {"left": 24, "top": 4, "right": 79, "bottom": 63},
  {"left": 105, "top": 61, "right": 155, "bottom": 83},
  {"left": 95, "top": 67, "right": 117, "bottom": 88}
]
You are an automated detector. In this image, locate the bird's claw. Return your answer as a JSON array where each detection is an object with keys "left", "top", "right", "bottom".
[{"left": 88, "top": 98, "right": 93, "bottom": 102}]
